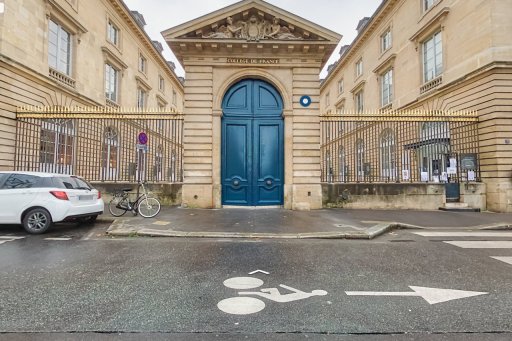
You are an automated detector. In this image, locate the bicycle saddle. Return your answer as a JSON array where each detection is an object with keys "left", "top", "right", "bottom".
[{"left": 121, "top": 188, "right": 133, "bottom": 192}]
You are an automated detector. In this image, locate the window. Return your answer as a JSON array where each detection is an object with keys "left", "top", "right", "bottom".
[
  {"left": 381, "top": 69, "right": 393, "bottom": 107},
  {"left": 154, "top": 145, "right": 164, "bottom": 181},
  {"left": 159, "top": 76, "right": 165, "bottom": 92},
  {"left": 380, "top": 129, "right": 396, "bottom": 180},
  {"left": 356, "top": 139, "right": 365, "bottom": 179},
  {"left": 325, "top": 92, "right": 330, "bottom": 107},
  {"left": 101, "top": 127, "right": 119, "bottom": 180},
  {"left": 1, "top": 174, "right": 41, "bottom": 189},
  {"left": 105, "top": 64, "right": 118, "bottom": 102},
  {"left": 355, "top": 90, "right": 364, "bottom": 113},
  {"left": 48, "top": 19, "right": 72, "bottom": 76},
  {"left": 338, "top": 148, "right": 346, "bottom": 182},
  {"left": 424, "top": 0, "right": 435, "bottom": 11},
  {"left": 355, "top": 59, "right": 363, "bottom": 78},
  {"left": 423, "top": 31, "right": 443, "bottom": 82},
  {"left": 107, "top": 21, "right": 119, "bottom": 46},
  {"left": 137, "top": 88, "right": 147, "bottom": 108},
  {"left": 139, "top": 53, "right": 147, "bottom": 74},
  {"left": 381, "top": 28, "right": 392, "bottom": 52},
  {"left": 39, "top": 119, "right": 75, "bottom": 173},
  {"left": 172, "top": 89, "right": 177, "bottom": 106},
  {"left": 337, "top": 79, "right": 344, "bottom": 94}
]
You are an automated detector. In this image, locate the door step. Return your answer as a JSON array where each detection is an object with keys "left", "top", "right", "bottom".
[{"left": 439, "top": 202, "right": 480, "bottom": 212}]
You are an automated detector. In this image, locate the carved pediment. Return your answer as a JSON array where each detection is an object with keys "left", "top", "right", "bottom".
[{"left": 180, "top": 11, "right": 322, "bottom": 42}]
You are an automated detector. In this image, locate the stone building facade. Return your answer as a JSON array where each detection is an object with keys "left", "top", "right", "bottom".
[
  {"left": 0, "top": 0, "right": 184, "bottom": 175},
  {"left": 162, "top": 0, "right": 341, "bottom": 210},
  {"left": 320, "top": 0, "right": 512, "bottom": 212}
]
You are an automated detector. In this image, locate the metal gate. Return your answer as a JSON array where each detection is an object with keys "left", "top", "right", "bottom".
[{"left": 15, "top": 106, "right": 183, "bottom": 183}]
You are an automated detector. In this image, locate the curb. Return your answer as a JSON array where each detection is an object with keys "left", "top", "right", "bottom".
[
  {"left": 105, "top": 219, "right": 512, "bottom": 240},
  {"left": 105, "top": 220, "right": 426, "bottom": 240}
]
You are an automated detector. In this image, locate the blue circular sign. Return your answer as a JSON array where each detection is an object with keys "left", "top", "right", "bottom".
[
  {"left": 138, "top": 132, "right": 148, "bottom": 145},
  {"left": 299, "top": 95, "right": 312, "bottom": 107}
]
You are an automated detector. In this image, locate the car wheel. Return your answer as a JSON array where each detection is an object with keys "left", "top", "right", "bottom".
[{"left": 23, "top": 208, "right": 52, "bottom": 234}]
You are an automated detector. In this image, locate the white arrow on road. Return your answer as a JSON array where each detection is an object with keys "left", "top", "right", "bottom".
[
  {"left": 248, "top": 270, "right": 269, "bottom": 275},
  {"left": 345, "top": 286, "right": 488, "bottom": 305}
]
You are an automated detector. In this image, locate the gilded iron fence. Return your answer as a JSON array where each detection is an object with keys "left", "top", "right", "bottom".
[
  {"left": 15, "top": 107, "right": 183, "bottom": 183},
  {"left": 321, "top": 110, "right": 480, "bottom": 184}
]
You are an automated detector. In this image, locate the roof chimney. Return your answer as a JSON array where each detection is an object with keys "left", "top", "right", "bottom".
[
  {"left": 356, "top": 17, "right": 370, "bottom": 34},
  {"left": 131, "top": 11, "right": 146, "bottom": 29}
]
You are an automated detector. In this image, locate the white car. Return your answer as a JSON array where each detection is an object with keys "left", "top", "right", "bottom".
[{"left": 0, "top": 171, "right": 104, "bottom": 234}]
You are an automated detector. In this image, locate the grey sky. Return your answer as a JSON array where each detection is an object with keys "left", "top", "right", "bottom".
[{"left": 122, "top": 0, "right": 382, "bottom": 78}]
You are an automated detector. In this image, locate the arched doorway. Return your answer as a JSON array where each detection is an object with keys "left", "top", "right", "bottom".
[{"left": 221, "top": 79, "right": 284, "bottom": 206}]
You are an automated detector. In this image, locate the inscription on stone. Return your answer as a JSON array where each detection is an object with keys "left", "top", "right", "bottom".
[{"left": 227, "top": 58, "right": 279, "bottom": 65}]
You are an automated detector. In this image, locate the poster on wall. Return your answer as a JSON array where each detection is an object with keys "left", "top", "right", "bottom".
[
  {"left": 441, "top": 172, "right": 448, "bottom": 182},
  {"left": 421, "top": 172, "right": 429, "bottom": 182},
  {"left": 468, "top": 170, "right": 476, "bottom": 181},
  {"left": 447, "top": 158, "right": 457, "bottom": 175},
  {"left": 402, "top": 169, "right": 410, "bottom": 181}
]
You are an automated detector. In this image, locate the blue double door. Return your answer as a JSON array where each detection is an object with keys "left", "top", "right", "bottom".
[{"left": 222, "top": 79, "right": 284, "bottom": 206}]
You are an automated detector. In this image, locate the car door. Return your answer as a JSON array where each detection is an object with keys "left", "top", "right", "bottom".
[{"left": 0, "top": 173, "right": 40, "bottom": 223}]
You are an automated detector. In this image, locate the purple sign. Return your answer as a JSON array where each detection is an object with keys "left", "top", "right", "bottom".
[{"left": 138, "top": 132, "right": 148, "bottom": 145}]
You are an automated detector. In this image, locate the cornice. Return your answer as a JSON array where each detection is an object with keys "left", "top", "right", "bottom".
[
  {"left": 107, "top": 0, "right": 183, "bottom": 90},
  {"left": 410, "top": 7, "right": 450, "bottom": 44},
  {"left": 373, "top": 53, "right": 396, "bottom": 74},
  {"left": 321, "top": 0, "right": 401, "bottom": 89}
]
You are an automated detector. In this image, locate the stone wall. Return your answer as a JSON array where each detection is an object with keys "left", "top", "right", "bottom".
[{"left": 92, "top": 182, "right": 182, "bottom": 206}]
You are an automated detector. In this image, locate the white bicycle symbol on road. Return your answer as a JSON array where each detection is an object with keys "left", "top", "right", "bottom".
[{"left": 217, "top": 276, "right": 328, "bottom": 315}]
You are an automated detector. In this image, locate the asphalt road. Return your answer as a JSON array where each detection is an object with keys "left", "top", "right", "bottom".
[{"left": 0, "top": 222, "right": 511, "bottom": 340}]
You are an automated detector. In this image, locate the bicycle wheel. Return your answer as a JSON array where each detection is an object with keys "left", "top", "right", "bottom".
[
  {"left": 108, "top": 196, "right": 128, "bottom": 217},
  {"left": 138, "top": 197, "right": 161, "bottom": 218}
]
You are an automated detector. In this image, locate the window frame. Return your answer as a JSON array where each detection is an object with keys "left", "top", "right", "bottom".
[
  {"left": 48, "top": 19, "right": 73, "bottom": 76},
  {"left": 355, "top": 58, "right": 363, "bottom": 78},
  {"left": 422, "top": 31, "right": 443, "bottom": 83},
  {"left": 107, "top": 20, "right": 120, "bottom": 46},
  {"left": 381, "top": 28, "right": 392, "bottom": 53},
  {"left": 138, "top": 53, "right": 147, "bottom": 74},
  {"left": 423, "top": 0, "right": 436, "bottom": 12},
  {"left": 137, "top": 87, "right": 147, "bottom": 109},
  {"left": 380, "top": 68, "right": 393, "bottom": 107},
  {"left": 105, "top": 63, "right": 119, "bottom": 103},
  {"left": 337, "top": 79, "right": 344, "bottom": 95},
  {"left": 354, "top": 89, "right": 364, "bottom": 113}
]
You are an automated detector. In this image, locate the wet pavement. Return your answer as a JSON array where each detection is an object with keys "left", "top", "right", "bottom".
[{"left": 105, "top": 207, "right": 512, "bottom": 239}]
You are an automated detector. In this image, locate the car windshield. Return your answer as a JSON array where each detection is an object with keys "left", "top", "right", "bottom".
[{"left": 53, "top": 176, "right": 93, "bottom": 190}]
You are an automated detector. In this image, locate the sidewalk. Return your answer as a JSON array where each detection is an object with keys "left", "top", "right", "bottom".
[{"left": 105, "top": 207, "right": 512, "bottom": 240}]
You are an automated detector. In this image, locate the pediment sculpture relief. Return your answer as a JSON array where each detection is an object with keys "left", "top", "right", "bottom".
[{"left": 202, "top": 15, "right": 303, "bottom": 41}]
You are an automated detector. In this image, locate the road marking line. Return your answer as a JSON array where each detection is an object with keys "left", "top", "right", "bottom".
[
  {"left": 491, "top": 257, "right": 512, "bottom": 265},
  {"left": 444, "top": 241, "right": 512, "bottom": 248},
  {"left": 413, "top": 232, "right": 512, "bottom": 237},
  {"left": 44, "top": 237, "right": 72, "bottom": 241},
  {"left": 0, "top": 240, "right": 9, "bottom": 245},
  {"left": 82, "top": 231, "right": 96, "bottom": 241},
  {"left": 0, "top": 236, "right": 25, "bottom": 240}
]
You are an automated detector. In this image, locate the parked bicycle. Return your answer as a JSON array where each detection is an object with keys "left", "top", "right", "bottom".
[{"left": 108, "top": 181, "right": 161, "bottom": 218}]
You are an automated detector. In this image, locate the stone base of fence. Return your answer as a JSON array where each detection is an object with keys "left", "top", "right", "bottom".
[
  {"left": 92, "top": 182, "right": 182, "bottom": 206},
  {"left": 322, "top": 183, "right": 446, "bottom": 210}
]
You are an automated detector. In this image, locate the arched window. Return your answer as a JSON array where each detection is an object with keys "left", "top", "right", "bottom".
[
  {"left": 101, "top": 127, "right": 119, "bottom": 180},
  {"left": 356, "top": 139, "right": 365, "bottom": 180},
  {"left": 40, "top": 119, "right": 75, "bottom": 174},
  {"left": 169, "top": 151, "right": 177, "bottom": 182},
  {"left": 325, "top": 151, "right": 333, "bottom": 182},
  {"left": 338, "top": 147, "right": 346, "bottom": 182},
  {"left": 380, "top": 129, "right": 396, "bottom": 180},
  {"left": 419, "top": 122, "right": 450, "bottom": 179},
  {"left": 154, "top": 145, "right": 164, "bottom": 181}
]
